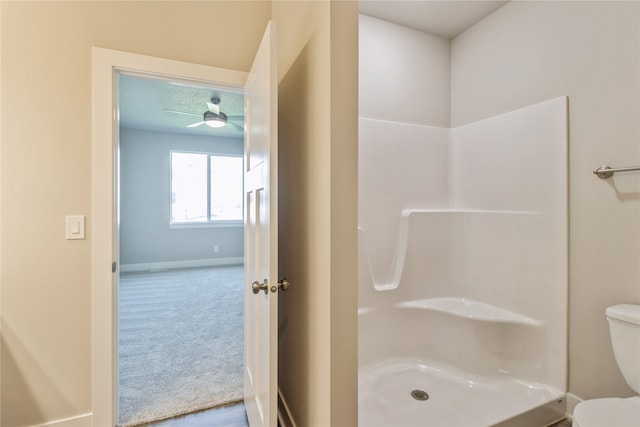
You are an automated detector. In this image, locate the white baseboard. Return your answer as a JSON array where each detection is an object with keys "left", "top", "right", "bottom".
[
  {"left": 120, "top": 257, "right": 244, "bottom": 272},
  {"left": 278, "top": 388, "right": 297, "bottom": 427},
  {"left": 31, "top": 413, "right": 92, "bottom": 427}
]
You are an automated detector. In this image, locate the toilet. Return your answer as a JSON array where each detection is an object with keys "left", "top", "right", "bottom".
[{"left": 572, "top": 304, "right": 640, "bottom": 427}]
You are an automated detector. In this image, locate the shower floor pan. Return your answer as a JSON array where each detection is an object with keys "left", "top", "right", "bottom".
[{"left": 359, "top": 359, "right": 565, "bottom": 427}]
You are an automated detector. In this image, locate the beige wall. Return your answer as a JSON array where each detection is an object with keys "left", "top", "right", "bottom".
[
  {"left": 328, "top": 3, "right": 358, "bottom": 424},
  {"left": 273, "top": 1, "right": 358, "bottom": 425},
  {"left": 0, "top": 1, "right": 3, "bottom": 412},
  {"left": 451, "top": 1, "right": 640, "bottom": 400},
  {"left": 0, "top": 2, "right": 270, "bottom": 425},
  {"left": 1, "top": 1, "right": 358, "bottom": 426},
  {"left": 359, "top": 14, "right": 450, "bottom": 127}
]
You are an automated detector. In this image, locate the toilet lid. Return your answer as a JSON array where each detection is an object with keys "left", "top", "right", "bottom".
[{"left": 573, "top": 397, "right": 640, "bottom": 427}]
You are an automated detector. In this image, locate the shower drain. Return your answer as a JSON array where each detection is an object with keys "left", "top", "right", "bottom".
[{"left": 410, "top": 389, "right": 429, "bottom": 401}]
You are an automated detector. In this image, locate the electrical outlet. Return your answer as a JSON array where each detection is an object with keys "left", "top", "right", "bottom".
[{"left": 214, "top": 246, "right": 219, "bottom": 253}]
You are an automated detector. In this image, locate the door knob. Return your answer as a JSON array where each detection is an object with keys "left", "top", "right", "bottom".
[
  {"left": 278, "top": 277, "right": 291, "bottom": 291},
  {"left": 270, "top": 277, "right": 291, "bottom": 293},
  {"left": 252, "top": 279, "right": 268, "bottom": 295}
]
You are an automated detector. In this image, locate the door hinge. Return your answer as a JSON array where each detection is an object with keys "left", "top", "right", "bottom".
[{"left": 112, "top": 261, "right": 117, "bottom": 273}]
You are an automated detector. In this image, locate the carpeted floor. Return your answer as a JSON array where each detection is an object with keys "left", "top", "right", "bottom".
[{"left": 117, "top": 265, "right": 244, "bottom": 427}]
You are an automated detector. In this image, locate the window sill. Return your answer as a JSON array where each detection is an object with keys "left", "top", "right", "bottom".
[{"left": 170, "top": 221, "right": 243, "bottom": 229}]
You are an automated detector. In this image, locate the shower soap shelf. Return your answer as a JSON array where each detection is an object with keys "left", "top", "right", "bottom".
[{"left": 397, "top": 297, "right": 542, "bottom": 326}]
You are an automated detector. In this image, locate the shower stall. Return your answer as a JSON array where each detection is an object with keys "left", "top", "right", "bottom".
[{"left": 358, "top": 14, "right": 568, "bottom": 427}]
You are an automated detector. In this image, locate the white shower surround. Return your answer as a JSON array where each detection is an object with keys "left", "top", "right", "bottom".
[{"left": 358, "top": 97, "right": 568, "bottom": 426}]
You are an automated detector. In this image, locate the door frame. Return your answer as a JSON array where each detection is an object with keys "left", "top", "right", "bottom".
[{"left": 91, "top": 47, "right": 247, "bottom": 426}]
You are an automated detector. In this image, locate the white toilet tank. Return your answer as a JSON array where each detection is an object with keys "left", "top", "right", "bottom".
[{"left": 607, "top": 304, "right": 640, "bottom": 394}]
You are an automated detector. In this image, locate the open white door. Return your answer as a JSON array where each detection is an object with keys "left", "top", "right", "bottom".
[{"left": 243, "top": 21, "right": 278, "bottom": 427}]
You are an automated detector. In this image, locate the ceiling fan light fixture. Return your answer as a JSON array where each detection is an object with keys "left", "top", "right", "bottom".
[{"left": 203, "top": 111, "right": 227, "bottom": 128}]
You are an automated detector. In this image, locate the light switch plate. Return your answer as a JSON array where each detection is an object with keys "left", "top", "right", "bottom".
[{"left": 66, "top": 215, "right": 86, "bottom": 240}]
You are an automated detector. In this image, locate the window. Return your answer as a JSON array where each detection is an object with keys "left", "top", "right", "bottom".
[{"left": 170, "top": 151, "right": 243, "bottom": 225}]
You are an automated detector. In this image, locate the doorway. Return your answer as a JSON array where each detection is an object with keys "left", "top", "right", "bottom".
[
  {"left": 116, "top": 74, "right": 246, "bottom": 425},
  {"left": 92, "top": 34, "right": 279, "bottom": 425},
  {"left": 91, "top": 47, "right": 251, "bottom": 426}
]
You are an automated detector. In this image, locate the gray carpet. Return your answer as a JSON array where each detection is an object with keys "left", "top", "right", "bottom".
[{"left": 118, "top": 265, "right": 244, "bottom": 427}]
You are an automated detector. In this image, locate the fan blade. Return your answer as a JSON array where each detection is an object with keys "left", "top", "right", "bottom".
[
  {"left": 206, "top": 102, "right": 220, "bottom": 115},
  {"left": 163, "top": 109, "right": 201, "bottom": 117},
  {"left": 226, "top": 115, "right": 244, "bottom": 119},
  {"left": 227, "top": 121, "right": 244, "bottom": 131},
  {"left": 186, "top": 121, "right": 205, "bottom": 128}
]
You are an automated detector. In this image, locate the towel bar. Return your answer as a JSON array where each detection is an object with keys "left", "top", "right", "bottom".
[{"left": 593, "top": 165, "right": 640, "bottom": 179}]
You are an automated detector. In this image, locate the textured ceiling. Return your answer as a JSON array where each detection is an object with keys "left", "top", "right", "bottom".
[
  {"left": 118, "top": 74, "right": 244, "bottom": 139},
  {"left": 359, "top": 0, "right": 508, "bottom": 39}
]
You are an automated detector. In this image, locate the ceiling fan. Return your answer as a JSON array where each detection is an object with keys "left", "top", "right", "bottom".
[{"left": 164, "top": 96, "right": 244, "bottom": 131}]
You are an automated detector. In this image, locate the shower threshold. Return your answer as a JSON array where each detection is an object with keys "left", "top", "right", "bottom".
[{"left": 358, "top": 359, "right": 565, "bottom": 427}]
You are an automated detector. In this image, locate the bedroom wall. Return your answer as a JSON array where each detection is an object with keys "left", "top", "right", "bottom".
[
  {"left": 119, "top": 128, "right": 243, "bottom": 269},
  {"left": 451, "top": 0, "right": 640, "bottom": 402},
  {"left": 0, "top": 2, "right": 270, "bottom": 425}
]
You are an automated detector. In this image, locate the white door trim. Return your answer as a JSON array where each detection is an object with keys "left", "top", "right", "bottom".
[{"left": 91, "top": 47, "right": 247, "bottom": 426}]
